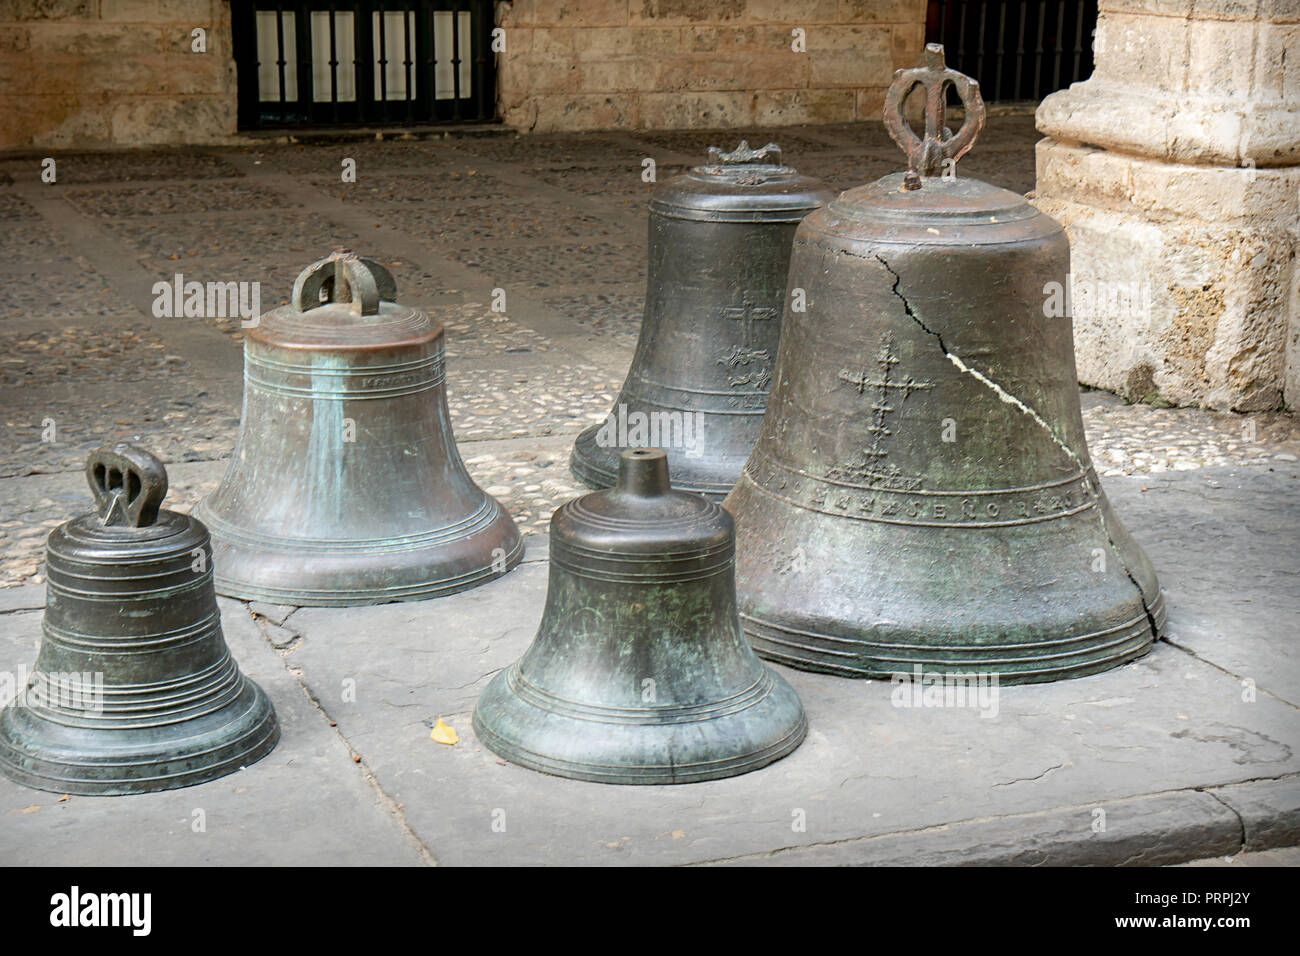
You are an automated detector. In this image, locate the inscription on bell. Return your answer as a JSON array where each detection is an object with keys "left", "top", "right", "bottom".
[
  {"left": 827, "top": 333, "right": 932, "bottom": 487},
  {"left": 717, "top": 345, "right": 772, "bottom": 389}
]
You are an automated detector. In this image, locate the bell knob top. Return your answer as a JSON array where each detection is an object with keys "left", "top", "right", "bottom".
[
  {"left": 614, "top": 448, "right": 671, "bottom": 498},
  {"left": 48, "top": 444, "right": 208, "bottom": 569},
  {"left": 705, "top": 140, "right": 783, "bottom": 171},
  {"left": 883, "top": 42, "right": 986, "bottom": 184},
  {"left": 247, "top": 250, "right": 438, "bottom": 352},
  {"left": 813, "top": 43, "right": 1057, "bottom": 244},
  {"left": 292, "top": 249, "right": 397, "bottom": 317},
  {"left": 651, "top": 140, "right": 833, "bottom": 223},
  {"left": 86, "top": 443, "right": 167, "bottom": 528},
  {"left": 553, "top": 448, "right": 733, "bottom": 558}
]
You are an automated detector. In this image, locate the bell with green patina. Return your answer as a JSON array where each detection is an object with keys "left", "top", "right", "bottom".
[
  {"left": 474, "top": 448, "right": 806, "bottom": 784},
  {"left": 725, "top": 45, "right": 1166, "bottom": 684},
  {"left": 0, "top": 444, "right": 279, "bottom": 795},
  {"left": 195, "top": 251, "right": 522, "bottom": 606}
]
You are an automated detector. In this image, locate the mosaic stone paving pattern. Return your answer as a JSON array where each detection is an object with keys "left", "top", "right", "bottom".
[
  {"left": 448, "top": 241, "right": 646, "bottom": 289},
  {"left": 66, "top": 181, "right": 297, "bottom": 218},
  {"left": 432, "top": 301, "right": 556, "bottom": 360},
  {"left": 445, "top": 362, "right": 619, "bottom": 440},
  {"left": 49, "top": 150, "right": 244, "bottom": 184},
  {"left": 0, "top": 115, "right": 1295, "bottom": 590}
]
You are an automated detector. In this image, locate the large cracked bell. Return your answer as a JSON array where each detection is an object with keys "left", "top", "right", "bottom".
[
  {"left": 0, "top": 445, "right": 279, "bottom": 795},
  {"left": 195, "top": 251, "right": 522, "bottom": 606},
  {"left": 571, "top": 142, "right": 831, "bottom": 500},
  {"left": 474, "top": 449, "right": 807, "bottom": 784},
  {"left": 725, "top": 45, "right": 1166, "bottom": 684}
]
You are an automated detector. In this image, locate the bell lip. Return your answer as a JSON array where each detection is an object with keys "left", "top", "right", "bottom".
[
  {"left": 471, "top": 668, "right": 807, "bottom": 785},
  {"left": 0, "top": 681, "right": 279, "bottom": 796},
  {"left": 747, "top": 628, "right": 1155, "bottom": 686},
  {"left": 202, "top": 519, "right": 526, "bottom": 607}
]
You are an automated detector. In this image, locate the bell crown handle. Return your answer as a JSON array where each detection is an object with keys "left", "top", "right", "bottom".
[
  {"left": 86, "top": 443, "right": 168, "bottom": 528},
  {"left": 291, "top": 249, "right": 397, "bottom": 316},
  {"left": 707, "top": 140, "right": 783, "bottom": 167},
  {"left": 615, "top": 448, "right": 671, "bottom": 499},
  {"left": 884, "top": 43, "right": 986, "bottom": 182}
]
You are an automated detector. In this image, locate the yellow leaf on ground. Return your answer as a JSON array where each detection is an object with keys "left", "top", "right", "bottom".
[{"left": 430, "top": 718, "right": 459, "bottom": 746}]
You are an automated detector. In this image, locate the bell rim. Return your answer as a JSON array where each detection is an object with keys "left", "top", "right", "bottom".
[
  {"left": 204, "top": 527, "right": 526, "bottom": 606},
  {"left": 471, "top": 669, "right": 807, "bottom": 785},
  {"left": 0, "top": 681, "right": 279, "bottom": 796}
]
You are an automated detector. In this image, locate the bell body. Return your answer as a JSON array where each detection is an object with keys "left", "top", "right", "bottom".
[
  {"left": 0, "top": 446, "right": 278, "bottom": 795},
  {"left": 196, "top": 255, "right": 522, "bottom": 606},
  {"left": 475, "top": 449, "right": 806, "bottom": 784},
  {"left": 571, "top": 146, "right": 831, "bottom": 499},
  {"left": 726, "top": 173, "right": 1166, "bottom": 684}
]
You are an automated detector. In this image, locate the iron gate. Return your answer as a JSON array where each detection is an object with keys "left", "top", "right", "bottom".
[
  {"left": 928, "top": 1, "right": 1098, "bottom": 102},
  {"left": 231, "top": 0, "right": 496, "bottom": 129}
]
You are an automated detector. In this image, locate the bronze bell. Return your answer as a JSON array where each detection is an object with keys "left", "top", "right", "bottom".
[
  {"left": 195, "top": 251, "right": 522, "bottom": 606},
  {"left": 0, "top": 445, "right": 279, "bottom": 795},
  {"left": 570, "top": 143, "right": 832, "bottom": 500},
  {"left": 725, "top": 45, "right": 1166, "bottom": 684},
  {"left": 474, "top": 449, "right": 806, "bottom": 784}
]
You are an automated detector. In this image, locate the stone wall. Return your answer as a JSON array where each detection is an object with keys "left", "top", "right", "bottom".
[
  {"left": 1033, "top": 0, "right": 1300, "bottom": 411},
  {"left": 0, "top": 0, "right": 925, "bottom": 148},
  {"left": 496, "top": 0, "right": 927, "bottom": 132},
  {"left": 0, "top": 0, "right": 236, "bottom": 149}
]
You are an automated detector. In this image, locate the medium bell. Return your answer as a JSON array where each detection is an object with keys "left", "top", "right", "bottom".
[
  {"left": 0, "top": 445, "right": 279, "bottom": 795},
  {"left": 570, "top": 143, "right": 831, "bottom": 500},
  {"left": 195, "top": 250, "right": 522, "bottom": 606},
  {"left": 474, "top": 449, "right": 806, "bottom": 784},
  {"left": 726, "top": 45, "right": 1166, "bottom": 684}
]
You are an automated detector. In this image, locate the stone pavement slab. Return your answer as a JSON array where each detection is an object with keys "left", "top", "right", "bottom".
[
  {"left": 0, "top": 598, "right": 425, "bottom": 866},
  {"left": 1103, "top": 467, "right": 1300, "bottom": 707}
]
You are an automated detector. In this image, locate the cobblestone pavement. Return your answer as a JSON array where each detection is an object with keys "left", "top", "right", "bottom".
[{"left": 0, "top": 115, "right": 1295, "bottom": 589}]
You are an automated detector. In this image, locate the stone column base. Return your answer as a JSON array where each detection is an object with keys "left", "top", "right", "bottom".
[{"left": 1032, "top": 139, "right": 1300, "bottom": 411}]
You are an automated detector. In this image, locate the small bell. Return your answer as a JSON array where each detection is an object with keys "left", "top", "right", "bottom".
[
  {"left": 195, "top": 250, "right": 522, "bottom": 606},
  {"left": 474, "top": 449, "right": 806, "bottom": 784},
  {"left": 0, "top": 444, "right": 279, "bottom": 795}
]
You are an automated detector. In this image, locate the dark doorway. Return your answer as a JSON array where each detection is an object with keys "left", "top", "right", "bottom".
[
  {"left": 230, "top": 0, "right": 497, "bottom": 129},
  {"left": 927, "top": 1, "right": 1099, "bottom": 102}
]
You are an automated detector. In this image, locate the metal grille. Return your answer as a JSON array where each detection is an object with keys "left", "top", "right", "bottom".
[
  {"left": 231, "top": 0, "right": 496, "bottom": 129},
  {"left": 927, "top": 1, "right": 1098, "bottom": 102}
]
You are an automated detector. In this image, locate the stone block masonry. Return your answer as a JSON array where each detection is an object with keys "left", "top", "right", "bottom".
[
  {"left": 495, "top": 0, "right": 926, "bottom": 132},
  {"left": 0, "top": 0, "right": 237, "bottom": 148},
  {"left": 0, "top": 0, "right": 925, "bottom": 148},
  {"left": 1032, "top": 0, "right": 1300, "bottom": 412}
]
